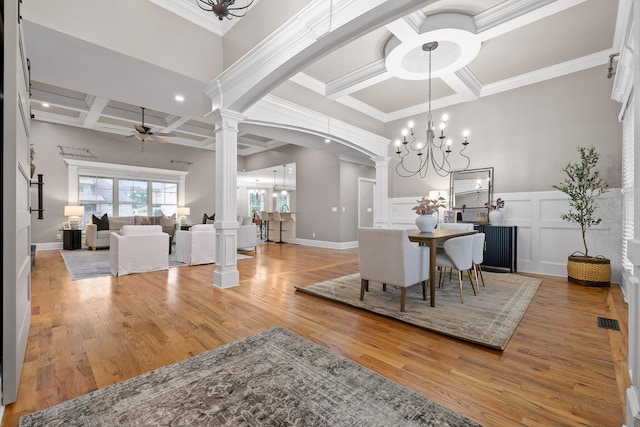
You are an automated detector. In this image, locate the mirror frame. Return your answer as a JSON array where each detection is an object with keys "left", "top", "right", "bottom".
[{"left": 449, "top": 167, "right": 494, "bottom": 210}]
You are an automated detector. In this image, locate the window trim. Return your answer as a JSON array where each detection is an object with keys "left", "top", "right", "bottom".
[{"left": 65, "top": 159, "right": 188, "bottom": 206}]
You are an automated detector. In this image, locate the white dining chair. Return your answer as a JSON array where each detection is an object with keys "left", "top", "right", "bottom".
[
  {"left": 435, "top": 234, "right": 476, "bottom": 303},
  {"left": 357, "top": 227, "right": 430, "bottom": 312},
  {"left": 472, "top": 232, "right": 486, "bottom": 288}
]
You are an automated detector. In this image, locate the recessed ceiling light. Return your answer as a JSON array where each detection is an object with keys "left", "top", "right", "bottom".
[
  {"left": 42, "top": 103, "right": 50, "bottom": 108},
  {"left": 324, "top": 138, "right": 330, "bottom": 143},
  {"left": 174, "top": 95, "right": 185, "bottom": 102}
]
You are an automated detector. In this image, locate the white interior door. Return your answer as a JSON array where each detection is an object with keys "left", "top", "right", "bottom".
[{"left": 3, "top": 2, "right": 32, "bottom": 405}]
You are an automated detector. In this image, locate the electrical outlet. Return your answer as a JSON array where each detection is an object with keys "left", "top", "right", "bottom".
[
  {"left": 331, "top": 207, "right": 337, "bottom": 212},
  {"left": 56, "top": 233, "right": 61, "bottom": 240},
  {"left": 312, "top": 232, "right": 316, "bottom": 238}
]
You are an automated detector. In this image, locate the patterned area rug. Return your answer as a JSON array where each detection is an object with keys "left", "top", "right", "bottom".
[
  {"left": 60, "top": 249, "right": 252, "bottom": 280},
  {"left": 296, "top": 272, "right": 542, "bottom": 350},
  {"left": 19, "top": 327, "right": 481, "bottom": 427}
]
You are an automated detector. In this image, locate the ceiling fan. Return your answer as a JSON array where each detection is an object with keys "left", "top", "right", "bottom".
[{"left": 126, "top": 107, "right": 175, "bottom": 143}]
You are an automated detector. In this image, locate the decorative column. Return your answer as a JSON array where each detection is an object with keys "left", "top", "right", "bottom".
[
  {"left": 210, "top": 109, "right": 245, "bottom": 288},
  {"left": 371, "top": 156, "right": 391, "bottom": 228}
]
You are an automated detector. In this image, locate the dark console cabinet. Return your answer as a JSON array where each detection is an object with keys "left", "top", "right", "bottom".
[{"left": 475, "top": 225, "right": 517, "bottom": 272}]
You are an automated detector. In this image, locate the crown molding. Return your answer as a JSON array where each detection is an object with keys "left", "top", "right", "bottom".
[{"left": 326, "top": 59, "right": 389, "bottom": 99}]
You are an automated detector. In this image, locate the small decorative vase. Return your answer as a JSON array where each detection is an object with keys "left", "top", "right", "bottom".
[
  {"left": 415, "top": 214, "right": 437, "bottom": 232},
  {"left": 477, "top": 212, "right": 489, "bottom": 226},
  {"left": 489, "top": 209, "right": 504, "bottom": 226}
]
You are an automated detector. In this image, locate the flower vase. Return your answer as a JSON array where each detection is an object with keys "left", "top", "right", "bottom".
[
  {"left": 489, "top": 209, "right": 503, "bottom": 226},
  {"left": 477, "top": 213, "right": 489, "bottom": 226},
  {"left": 415, "top": 214, "right": 437, "bottom": 232}
]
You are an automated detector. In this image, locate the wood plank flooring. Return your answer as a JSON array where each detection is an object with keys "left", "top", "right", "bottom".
[{"left": 3, "top": 242, "right": 630, "bottom": 426}]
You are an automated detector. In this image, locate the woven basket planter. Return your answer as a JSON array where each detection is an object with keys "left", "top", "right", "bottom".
[{"left": 567, "top": 254, "right": 611, "bottom": 287}]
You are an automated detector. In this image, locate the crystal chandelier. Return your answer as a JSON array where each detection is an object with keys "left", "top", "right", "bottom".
[
  {"left": 196, "top": 0, "right": 254, "bottom": 21},
  {"left": 394, "top": 42, "right": 471, "bottom": 178}
]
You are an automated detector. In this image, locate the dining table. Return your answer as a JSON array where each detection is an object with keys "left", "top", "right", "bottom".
[{"left": 407, "top": 228, "right": 478, "bottom": 307}]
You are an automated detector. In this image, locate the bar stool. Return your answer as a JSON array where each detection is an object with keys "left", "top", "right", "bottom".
[
  {"left": 273, "top": 211, "right": 286, "bottom": 244},
  {"left": 259, "top": 211, "right": 271, "bottom": 242}
]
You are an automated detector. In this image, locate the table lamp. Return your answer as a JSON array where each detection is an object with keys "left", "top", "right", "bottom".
[
  {"left": 64, "top": 205, "right": 85, "bottom": 230},
  {"left": 177, "top": 206, "right": 191, "bottom": 226}
]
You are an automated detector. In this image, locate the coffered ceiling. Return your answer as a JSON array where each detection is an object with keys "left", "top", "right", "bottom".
[{"left": 23, "top": 0, "right": 622, "bottom": 183}]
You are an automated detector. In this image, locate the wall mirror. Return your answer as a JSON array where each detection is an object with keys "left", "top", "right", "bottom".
[{"left": 449, "top": 167, "right": 493, "bottom": 211}]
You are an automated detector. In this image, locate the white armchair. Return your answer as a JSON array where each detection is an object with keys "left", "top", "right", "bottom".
[
  {"left": 357, "top": 227, "right": 430, "bottom": 312},
  {"left": 109, "top": 225, "right": 169, "bottom": 276},
  {"left": 175, "top": 224, "right": 216, "bottom": 265},
  {"left": 237, "top": 223, "right": 258, "bottom": 251}
]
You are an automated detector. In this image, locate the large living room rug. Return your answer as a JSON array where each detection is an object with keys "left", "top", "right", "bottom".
[
  {"left": 19, "top": 326, "right": 481, "bottom": 427},
  {"left": 60, "top": 250, "right": 253, "bottom": 281},
  {"left": 296, "top": 272, "right": 542, "bottom": 350}
]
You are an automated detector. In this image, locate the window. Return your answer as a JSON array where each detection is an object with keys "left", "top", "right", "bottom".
[
  {"left": 118, "top": 179, "right": 149, "bottom": 216},
  {"left": 79, "top": 176, "right": 114, "bottom": 217},
  {"left": 248, "top": 190, "right": 265, "bottom": 217},
  {"left": 153, "top": 181, "right": 178, "bottom": 217},
  {"left": 66, "top": 159, "right": 188, "bottom": 225},
  {"left": 276, "top": 194, "right": 290, "bottom": 212},
  {"left": 622, "top": 98, "right": 634, "bottom": 272}
]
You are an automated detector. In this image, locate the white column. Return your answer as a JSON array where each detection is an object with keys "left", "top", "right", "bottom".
[
  {"left": 372, "top": 156, "right": 390, "bottom": 228},
  {"left": 210, "top": 109, "right": 245, "bottom": 289}
]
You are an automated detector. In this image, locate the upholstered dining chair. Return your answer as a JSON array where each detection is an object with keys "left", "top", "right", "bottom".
[
  {"left": 438, "top": 223, "right": 475, "bottom": 231},
  {"left": 472, "top": 232, "right": 486, "bottom": 288},
  {"left": 357, "top": 227, "right": 430, "bottom": 312},
  {"left": 435, "top": 234, "right": 477, "bottom": 303}
]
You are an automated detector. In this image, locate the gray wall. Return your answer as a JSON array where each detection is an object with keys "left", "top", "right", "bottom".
[
  {"left": 29, "top": 122, "right": 215, "bottom": 244},
  {"left": 386, "top": 66, "right": 623, "bottom": 198}
]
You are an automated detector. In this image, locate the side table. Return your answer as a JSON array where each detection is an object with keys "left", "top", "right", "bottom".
[{"left": 63, "top": 229, "right": 82, "bottom": 250}]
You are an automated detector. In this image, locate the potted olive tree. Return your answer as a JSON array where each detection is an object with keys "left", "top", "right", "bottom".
[{"left": 552, "top": 146, "right": 610, "bottom": 286}]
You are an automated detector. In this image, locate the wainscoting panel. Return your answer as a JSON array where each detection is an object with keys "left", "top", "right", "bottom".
[{"left": 390, "top": 190, "right": 622, "bottom": 283}]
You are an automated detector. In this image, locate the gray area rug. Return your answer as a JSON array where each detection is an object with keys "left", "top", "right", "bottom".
[
  {"left": 60, "top": 249, "right": 252, "bottom": 280},
  {"left": 19, "top": 326, "right": 481, "bottom": 427},
  {"left": 296, "top": 272, "right": 542, "bottom": 350}
]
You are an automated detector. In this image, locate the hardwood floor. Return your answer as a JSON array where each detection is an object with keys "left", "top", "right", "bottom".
[{"left": 3, "top": 242, "right": 630, "bottom": 426}]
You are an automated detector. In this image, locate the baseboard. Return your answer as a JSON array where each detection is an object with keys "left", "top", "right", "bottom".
[
  {"left": 627, "top": 386, "right": 640, "bottom": 427},
  {"left": 32, "top": 242, "right": 63, "bottom": 251},
  {"left": 294, "top": 238, "right": 358, "bottom": 250}
]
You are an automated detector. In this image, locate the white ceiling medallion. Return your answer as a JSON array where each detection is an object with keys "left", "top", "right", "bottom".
[{"left": 384, "top": 13, "right": 481, "bottom": 81}]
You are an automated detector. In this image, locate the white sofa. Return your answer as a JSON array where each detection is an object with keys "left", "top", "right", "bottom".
[
  {"left": 175, "top": 224, "right": 216, "bottom": 265},
  {"left": 87, "top": 214, "right": 176, "bottom": 250},
  {"left": 109, "top": 225, "right": 169, "bottom": 276}
]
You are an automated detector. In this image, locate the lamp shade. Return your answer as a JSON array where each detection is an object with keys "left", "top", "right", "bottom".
[
  {"left": 64, "top": 205, "right": 85, "bottom": 216},
  {"left": 177, "top": 207, "right": 191, "bottom": 216}
]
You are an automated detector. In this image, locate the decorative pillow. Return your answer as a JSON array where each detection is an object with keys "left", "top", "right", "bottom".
[
  {"left": 203, "top": 213, "right": 215, "bottom": 224},
  {"left": 242, "top": 216, "right": 253, "bottom": 226},
  {"left": 160, "top": 213, "right": 176, "bottom": 228},
  {"left": 138, "top": 216, "right": 152, "bottom": 225},
  {"left": 92, "top": 213, "right": 109, "bottom": 231}
]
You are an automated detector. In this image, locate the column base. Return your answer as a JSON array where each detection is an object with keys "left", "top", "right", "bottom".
[{"left": 214, "top": 268, "right": 240, "bottom": 289}]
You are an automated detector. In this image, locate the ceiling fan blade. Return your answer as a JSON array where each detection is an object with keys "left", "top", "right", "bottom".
[
  {"left": 151, "top": 135, "right": 169, "bottom": 143},
  {"left": 153, "top": 132, "right": 175, "bottom": 137}
]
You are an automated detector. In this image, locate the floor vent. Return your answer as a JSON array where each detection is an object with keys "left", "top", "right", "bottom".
[{"left": 597, "top": 317, "right": 620, "bottom": 331}]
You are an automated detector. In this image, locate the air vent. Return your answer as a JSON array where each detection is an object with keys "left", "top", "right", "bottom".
[{"left": 597, "top": 317, "right": 620, "bottom": 331}]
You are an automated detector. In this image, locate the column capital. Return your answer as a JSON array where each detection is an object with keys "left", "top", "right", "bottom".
[{"left": 207, "top": 108, "right": 246, "bottom": 131}]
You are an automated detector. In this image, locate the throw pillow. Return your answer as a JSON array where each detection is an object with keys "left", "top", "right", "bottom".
[
  {"left": 203, "top": 213, "right": 215, "bottom": 224},
  {"left": 92, "top": 213, "right": 109, "bottom": 231},
  {"left": 160, "top": 213, "right": 176, "bottom": 228},
  {"left": 139, "top": 216, "right": 151, "bottom": 225},
  {"left": 242, "top": 216, "right": 253, "bottom": 226}
]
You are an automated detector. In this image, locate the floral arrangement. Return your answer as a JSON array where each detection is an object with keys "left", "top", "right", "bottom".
[
  {"left": 412, "top": 196, "right": 447, "bottom": 215},
  {"left": 485, "top": 198, "right": 505, "bottom": 211}
]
